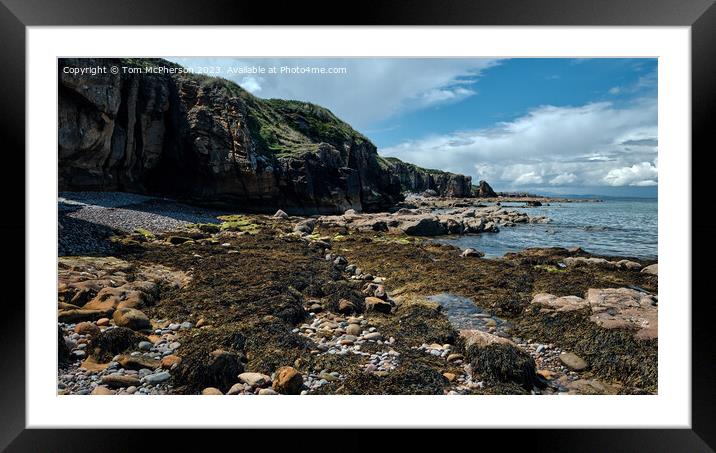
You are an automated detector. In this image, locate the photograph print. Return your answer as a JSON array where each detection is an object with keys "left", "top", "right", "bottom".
[{"left": 57, "top": 57, "right": 658, "bottom": 396}]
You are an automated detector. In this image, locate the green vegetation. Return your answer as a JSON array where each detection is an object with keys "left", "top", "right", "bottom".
[
  {"left": 382, "top": 156, "right": 447, "bottom": 175},
  {"left": 216, "top": 215, "right": 260, "bottom": 234}
]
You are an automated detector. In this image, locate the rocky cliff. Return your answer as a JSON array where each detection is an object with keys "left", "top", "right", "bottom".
[
  {"left": 59, "top": 58, "right": 405, "bottom": 214},
  {"left": 381, "top": 157, "right": 472, "bottom": 197},
  {"left": 474, "top": 180, "right": 497, "bottom": 197}
]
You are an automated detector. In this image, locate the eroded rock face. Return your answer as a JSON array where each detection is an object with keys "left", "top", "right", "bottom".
[
  {"left": 383, "top": 157, "right": 472, "bottom": 198},
  {"left": 58, "top": 58, "right": 406, "bottom": 214}
]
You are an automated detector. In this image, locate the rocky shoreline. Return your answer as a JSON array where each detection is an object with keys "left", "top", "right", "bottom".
[{"left": 57, "top": 192, "right": 657, "bottom": 396}]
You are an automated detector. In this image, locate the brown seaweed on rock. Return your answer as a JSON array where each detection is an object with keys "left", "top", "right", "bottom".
[
  {"left": 88, "top": 327, "right": 147, "bottom": 362},
  {"left": 517, "top": 308, "right": 657, "bottom": 392},
  {"left": 172, "top": 325, "right": 247, "bottom": 393},
  {"left": 465, "top": 342, "right": 538, "bottom": 390}
]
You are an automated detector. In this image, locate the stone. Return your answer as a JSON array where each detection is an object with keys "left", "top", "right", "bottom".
[
  {"left": 563, "top": 257, "right": 616, "bottom": 269},
  {"left": 337, "top": 299, "right": 355, "bottom": 314},
  {"left": 363, "top": 332, "right": 383, "bottom": 341},
  {"left": 143, "top": 371, "right": 171, "bottom": 385},
  {"left": 91, "top": 386, "right": 115, "bottom": 395},
  {"left": 641, "top": 263, "right": 658, "bottom": 275},
  {"left": 274, "top": 209, "right": 289, "bottom": 219},
  {"left": 460, "top": 248, "right": 485, "bottom": 258},
  {"left": 161, "top": 355, "right": 182, "bottom": 369},
  {"left": 346, "top": 324, "right": 361, "bottom": 336},
  {"left": 559, "top": 352, "right": 588, "bottom": 371},
  {"left": 138, "top": 341, "right": 153, "bottom": 351},
  {"left": 399, "top": 216, "right": 446, "bottom": 236},
  {"left": 74, "top": 322, "right": 101, "bottom": 337},
  {"left": 259, "top": 388, "right": 278, "bottom": 395},
  {"left": 96, "top": 317, "right": 110, "bottom": 326},
  {"left": 227, "top": 383, "right": 249, "bottom": 395},
  {"left": 272, "top": 366, "right": 303, "bottom": 395},
  {"left": 531, "top": 293, "right": 589, "bottom": 312},
  {"left": 364, "top": 297, "right": 392, "bottom": 314},
  {"left": 294, "top": 219, "right": 316, "bottom": 235},
  {"left": 80, "top": 357, "right": 109, "bottom": 372},
  {"left": 238, "top": 372, "right": 271, "bottom": 387},
  {"left": 585, "top": 288, "right": 658, "bottom": 340},
  {"left": 460, "top": 329, "right": 537, "bottom": 389},
  {"left": 196, "top": 318, "right": 207, "bottom": 328},
  {"left": 57, "top": 309, "right": 109, "bottom": 323},
  {"left": 117, "top": 354, "right": 161, "bottom": 371},
  {"left": 447, "top": 353, "right": 464, "bottom": 362},
  {"left": 101, "top": 374, "right": 141, "bottom": 388},
  {"left": 443, "top": 372, "right": 456, "bottom": 382},
  {"left": 112, "top": 308, "right": 151, "bottom": 331},
  {"left": 202, "top": 387, "right": 223, "bottom": 395},
  {"left": 537, "top": 369, "right": 556, "bottom": 380},
  {"left": 567, "top": 379, "right": 620, "bottom": 395},
  {"left": 616, "top": 260, "right": 642, "bottom": 270}
]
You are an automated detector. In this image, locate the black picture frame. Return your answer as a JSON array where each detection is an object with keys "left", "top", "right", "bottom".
[{"left": 1, "top": 0, "right": 713, "bottom": 450}]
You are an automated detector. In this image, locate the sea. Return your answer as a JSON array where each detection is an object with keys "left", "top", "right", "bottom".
[{"left": 437, "top": 197, "right": 657, "bottom": 260}]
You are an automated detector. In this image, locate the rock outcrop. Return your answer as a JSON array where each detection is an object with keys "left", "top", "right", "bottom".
[
  {"left": 58, "top": 58, "right": 404, "bottom": 214},
  {"left": 474, "top": 180, "right": 497, "bottom": 197},
  {"left": 381, "top": 157, "right": 473, "bottom": 198}
]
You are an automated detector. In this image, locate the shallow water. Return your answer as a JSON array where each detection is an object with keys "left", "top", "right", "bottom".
[
  {"left": 438, "top": 198, "right": 657, "bottom": 259},
  {"left": 427, "top": 293, "right": 511, "bottom": 335}
]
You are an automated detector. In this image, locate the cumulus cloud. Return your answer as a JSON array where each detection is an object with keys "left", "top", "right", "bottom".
[
  {"left": 603, "top": 162, "right": 658, "bottom": 186},
  {"left": 381, "top": 98, "right": 658, "bottom": 189},
  {"left": 168, "top": 57, "right": 500, "bottom": 129}
]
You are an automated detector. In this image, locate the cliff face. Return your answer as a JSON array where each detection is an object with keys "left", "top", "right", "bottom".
[
  {"left": 58, "top": 58, "right": 403, "bottom": 214},
  {"left": 382, "top": 157, "right": 472, "bottom": 197}
]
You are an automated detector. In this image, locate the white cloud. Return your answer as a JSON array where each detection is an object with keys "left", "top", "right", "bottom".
[
  {"left": 550, "top": 173, "right": 577, "bottom": 185},
  {"left": 381, "top": 98, "right": 658, "bottom": 189},
  {"left": 603, "top": 162, "right": 658, "bottom": 186},
  {"left": 514, "top": 172, "right": 543, "bottom": 185},
  {"left": 168, "top": 57, "right": 500, "bottom": 129},
  {"left": 240, "top": 76, "right": 262, "bottom": 94}
]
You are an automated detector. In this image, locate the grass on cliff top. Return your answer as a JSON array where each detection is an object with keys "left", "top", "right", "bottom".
[{"left": 381, "top": 156, "right": 448, "bottom": 175}]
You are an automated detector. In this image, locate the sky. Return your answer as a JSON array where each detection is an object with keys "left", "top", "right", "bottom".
[{"left": 168, "top": 57, "right": 658, "bottom": 197}]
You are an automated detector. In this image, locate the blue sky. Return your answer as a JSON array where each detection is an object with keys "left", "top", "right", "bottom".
[{"left": 169, "top": 57, "right": 657, "bottom": 196}]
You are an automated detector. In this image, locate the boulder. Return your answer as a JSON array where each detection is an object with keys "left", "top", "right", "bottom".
[
  {"left": 161, "top": 355, "right": 182, "bottom": 369},
  {"left": 474, "top": 180, "right": 497, "bottom": 197},
  {"left": 58, "top": 309, "right": 109, "bottom": 323},
  {"left": 88, "top": 327, "right": 147, "bottom": 362},
  {"left": 585, "top": 288, "right": 658, "bottom": 340},
  {"left": 641, "top": 263, "right": 658, "bottom": 275},
  {"left": 364, "top": 296, "right": 392, "bottom": 314},
  {"left": 337, "top": 299, "right": 356, "bottom": 314},
  {"left": 294, "top": 219, "right": 316, "bottom": 235},
  {"left": 272, "top": 366, "right": 303, "bottom": 394},
  {"left": 400, "top": 216, "right": 446, "bottom": 236},
  {"left": 202, "top": 387, "right": 223, "bottom": 395},
  {"left": 460, "top": 330, "right": 538, "bottom": 389},
  {"left": 74, "top": 322, "right": 101, "bottom": 337},
  {"left": 237, "top": 372, "right": 271, "bottom": 388},
  {"left": 460, "top": 248, "right": 484, "bottom": 258},
  {"left": 90, "top": 386, "right": 115, "bottom": 395},
  {"left": 112, "top": 308, "right": 151, "bottom": 331},
  {"left": 273, "top": 209, "right": 289, "bottom": 219},
  {"left": 531, "top": 293, "right": 589, "bottom": 312},
  {"left": 116, "top": 354, "right": 161, "bottom": 371},
  {"left": 101, "top": 374, "right": 141, "bottom": 388},
  {"left": 559, "top": 352, "right": 588, "bottom": 371}
]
